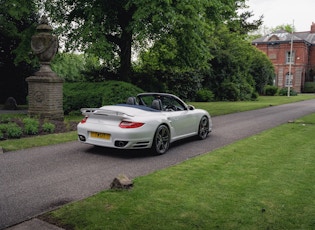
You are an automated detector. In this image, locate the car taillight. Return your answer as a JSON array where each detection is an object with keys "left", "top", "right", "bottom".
[
  {"left": 119, "top": 121, "right": 144, "bottom": 128},
  {"left": 80, "top": 116, "right": 88, "bottom": 124}
]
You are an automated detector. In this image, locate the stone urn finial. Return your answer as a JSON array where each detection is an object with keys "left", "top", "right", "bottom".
[
  {"left": 31, "top": 15, "right": 58, "bottom": 76},
  {"left": 27, "top": 15, "right": 64, "bottom": 120}
]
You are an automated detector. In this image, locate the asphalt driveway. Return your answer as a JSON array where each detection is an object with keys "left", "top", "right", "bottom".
[{"left": 1, "top": 99, "right": 315, "bottom": 229}]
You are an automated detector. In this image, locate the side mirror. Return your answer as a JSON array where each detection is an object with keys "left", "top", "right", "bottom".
[{"left": 188, "top": 105, "right": 195, "bottom": 110}]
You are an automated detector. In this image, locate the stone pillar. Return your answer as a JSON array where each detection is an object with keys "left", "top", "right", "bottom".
[{"left": 26, "top": 15, "right": 64, "bottom": 120}]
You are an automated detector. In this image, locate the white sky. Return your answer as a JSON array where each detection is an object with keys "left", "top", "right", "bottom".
[{"left": 246, "top": 0, "right": 315, "bottom": 32}]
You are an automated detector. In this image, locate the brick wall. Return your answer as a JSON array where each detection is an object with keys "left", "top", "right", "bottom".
[{"left": 254, "top": 41, "right": 311, "bottom": 92}]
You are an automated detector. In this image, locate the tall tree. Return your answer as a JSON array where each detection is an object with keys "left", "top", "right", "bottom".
[
  {"left": 51, "top": 53, "right": 104, "bottom": 82},
  {"left": 249, "top": 49, "right": 275, "bottom": 94},
  {"left": 43, "top": 0, "right": 248, "bottom": 82},
  {"left": 272, "top": 24, "right": 295, "bottom": 33},
  {"left": 0, "top": 0, "right": 38, "bottom": 103},
  {"left": 0, "top": 0, "right": 38, "bottom": 65},
  {"left": 206, "top": 24, "right": 257, "bottom": 101}
]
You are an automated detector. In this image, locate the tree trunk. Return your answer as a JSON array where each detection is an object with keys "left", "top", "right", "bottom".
[
  {"left": 119, "top": 30, "right": 132, "bottom": 82},
  {"left": 117, "top": 4, "right": 136, "bottom": 83}
]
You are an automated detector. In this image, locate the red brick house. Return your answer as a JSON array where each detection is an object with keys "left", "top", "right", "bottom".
[{"left": 252, "top": 23, "right": 315, "bottom": 93}]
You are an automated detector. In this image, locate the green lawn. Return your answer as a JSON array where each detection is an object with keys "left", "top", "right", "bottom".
[
  {"left": 42, "top": 113, "right": 315, "bottom": 230},
  {"left": 191, "top": 95, "right": 315, "bottom": 116},
  {"left": 0, "top": 131, "right": 77, "bottom": 152}
]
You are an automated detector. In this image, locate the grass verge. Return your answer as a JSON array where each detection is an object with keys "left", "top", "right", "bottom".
[
  {"left": 43, "top": 113, "right": 315, "bottom": 229},
  {"left": 191, "top": 95, "right": 315, "bottom": 116},
  {"left": 0, "top": 131, "right": 77, "bottom": 152},
  {"left": 0, "top": 115, "right": 81, "bottom": 152}
]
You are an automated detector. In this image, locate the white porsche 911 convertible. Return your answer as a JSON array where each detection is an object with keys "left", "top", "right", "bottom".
[{"left": 77, "top": 93, "right": 212, "bottom": 155}]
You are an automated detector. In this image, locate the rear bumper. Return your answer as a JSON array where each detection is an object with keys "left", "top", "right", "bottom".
[{"left": 77, "top": 123, "right": 155, "bottom": 149}]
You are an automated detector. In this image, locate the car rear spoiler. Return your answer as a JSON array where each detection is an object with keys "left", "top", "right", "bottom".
[{"left": 80, "top": 108, "right": 134, "bottom": 117}]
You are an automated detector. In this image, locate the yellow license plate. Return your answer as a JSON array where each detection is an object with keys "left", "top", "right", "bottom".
[{"left": 90, "top": 132, "right": 111, "bottom": 140}]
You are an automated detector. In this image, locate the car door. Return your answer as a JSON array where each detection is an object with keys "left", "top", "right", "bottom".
[{"left": 162, "top": 97, "right": 197, "bottom": 138}]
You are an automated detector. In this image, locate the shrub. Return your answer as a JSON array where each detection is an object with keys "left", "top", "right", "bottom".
[
  {"left": 42, "top": 122, "right": 56, "bottom": 133},
  {"left": 23, "top": 117, "right": 39, "bottom": 135},
  {"left": 160, "top": 71, "right": 204, "bottom": 101},
  {"left": 63, "top": 83, "right": 103, "bottom": 114},
  {"left": 102, "top": 81, "right": 144, "bottom": 105},
  {"left": 6, "top": 123, "right": 23, "bottom": 138},
  {"left": 278, "top": 88, "right": 298, "bottom": 96},
  {"left": 0, "top": 115, "right": 11, "bottom": 123},
  {"left": 251, "top": 91, "right": 259, "bottom": 100},
  {"left": 63, "top": 81, "right": 143, "bottom": 114},
  {"left": 195, "top": 89, "right": 214, "bottom": 102},
  {"left": 131, "top": 72, "right": 164, "bottom": 93},
  {"left": 0, "top": 124, "right": 7, "bottom": 133},
  {"left": 220, "top": 82, "right": 240, "bottom": 101},
  {"left": 264, "top": 85, "right": 278, "bottom": 96},
  {"left": 239, "top": 82, "right": 255, "bottom": 101},
  {"left": 0, "top": 131, "right": 3, "bottom": 139},
  {"left": 303, "top": 82, "right": 315, "bottom": 93}
]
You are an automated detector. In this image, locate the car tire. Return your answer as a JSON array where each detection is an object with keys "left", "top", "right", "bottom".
[
  {"left": 197, "top": 116, "right": 209, "bottom": 140},
  {"left": 152, "top": 124, "right": 170, "bottom": 155}
]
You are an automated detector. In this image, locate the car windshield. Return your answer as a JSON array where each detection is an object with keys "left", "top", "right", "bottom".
[{"left": 136, "top": 94, "right": 187, "bottom": 111}]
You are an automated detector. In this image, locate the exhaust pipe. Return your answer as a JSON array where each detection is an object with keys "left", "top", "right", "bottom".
[
  {"left": 78, "top": 135, "right": 86, "bottom": 142},
  {"left": 115, "top": 141, "right": 128, "bottom": 147}
]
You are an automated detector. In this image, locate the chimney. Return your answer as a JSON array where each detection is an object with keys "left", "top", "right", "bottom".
[{"left": 311, "top": 22, "right": 315, "bottom": 33}]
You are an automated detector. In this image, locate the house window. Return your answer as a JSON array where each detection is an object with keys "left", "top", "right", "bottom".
[
  {"left": 285, "top": 72, "right": 293, "bottom": 87},
  {"left": 286, "top": 51, "right": 295, "bottom": 64}
]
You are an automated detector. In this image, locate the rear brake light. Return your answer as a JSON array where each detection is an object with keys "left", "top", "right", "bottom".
[
  {"left": 119, "top": 121, "right": 144, "bottom": 128},
  {"left": 80, "top": 116, "right": 88, "bottom": 124}
]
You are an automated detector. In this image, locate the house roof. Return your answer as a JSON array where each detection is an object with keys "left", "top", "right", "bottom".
[{"left": 252, "top": 29, "right": 315, "bottom": 45}]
